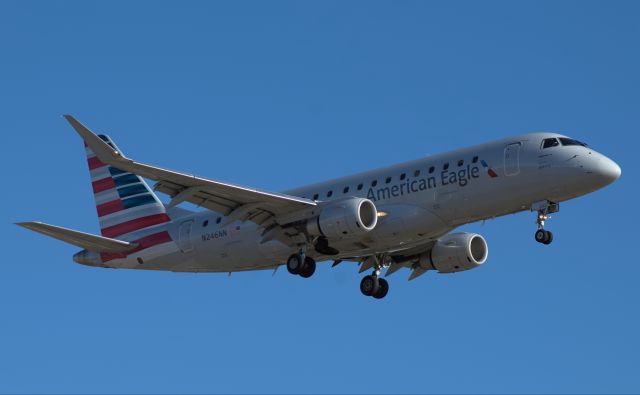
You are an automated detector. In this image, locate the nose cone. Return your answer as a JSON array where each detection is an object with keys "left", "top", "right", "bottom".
[{"left": 597, "top": 156, "right": 622, "bottom": 185}]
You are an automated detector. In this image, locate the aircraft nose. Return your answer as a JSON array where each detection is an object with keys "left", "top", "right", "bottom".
[{"left": 597, "top": 156, "right": 622, "bottom": 184}]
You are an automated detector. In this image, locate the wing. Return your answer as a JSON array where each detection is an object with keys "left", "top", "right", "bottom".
[{"left": 65, "top": 115, "right": 317, "bottom": 242}]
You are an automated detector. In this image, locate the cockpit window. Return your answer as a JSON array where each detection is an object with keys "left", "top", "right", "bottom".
[
  {"left": 559, "top": 138, "right": 587, "bottom": 147},
  {"left": 542, "top": 138, "right": 560, "bottom": 149}
]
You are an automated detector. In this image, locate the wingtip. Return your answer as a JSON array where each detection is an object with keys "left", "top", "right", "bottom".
[
  {"left": 15, "top": 221, "right": 38, "bottom": 229},
  {"left": 63, "top": 116, "right": 126, "bottom": 164},
  {"left": 63, "top": 114, "right": 82, "bottom": 128}
]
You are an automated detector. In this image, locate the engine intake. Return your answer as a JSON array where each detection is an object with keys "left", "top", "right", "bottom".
[
  {"left": 307, "top": 198, "right": 378, "bottom": 240},
  {"left": 420, "top": 232, "right": 488, "bottom": 273}
]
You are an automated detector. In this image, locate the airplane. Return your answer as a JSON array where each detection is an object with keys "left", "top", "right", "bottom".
[{"left": 16, "top": 116, "right": 621, "bottom": 299}]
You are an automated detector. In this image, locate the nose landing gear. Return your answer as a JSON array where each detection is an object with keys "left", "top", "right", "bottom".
[
  {"left": 532, "top": 200, "right": 559, "bottom": 245},
  {"left": 535, "top": 228, "right": 553, "bottom": 245}
]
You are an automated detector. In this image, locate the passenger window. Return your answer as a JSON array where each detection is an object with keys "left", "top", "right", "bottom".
[
  {"left": 357, "top": 183, "right": 363, "bottom": 190},
  {"left": 458, "top": 160, "right": 464, "bottom": 167},
  {"left": 385, "top": 176, "right": 392, "bottom": 184},
  {"left": 371, "top": 180, "right": 378, "bottom": 187},
  {"left": 443, "top": 163, "right": 449, "bottom": 171},
  {"left": 313, "top": 193, "right": 319, "bottom": 200},
  {"left": 203, "top": 220, "right": 209, "bottom": 227},
  {"left": 414, "top": 170, "right": 420, "bottom": 177},
  {"left": 400, "top": 173, "right": 406, "bottom": 180},
  {"left": 216, "top": 217, "right": 221, "bottom": 224},
  {"left": 542, "top": 138, "right": 560, "bottom": 149},
  {"left": 327, "top": 190, "right": 333, "bottom": 197},
  {"left": 472, "top": 156, "right": 479, "bottom": 163},
  {"left": 428, "top": 166, "right": 435, "bottom": 174},
  {"left": 343, "top": 186, "right": 349, "bottom": 193}
]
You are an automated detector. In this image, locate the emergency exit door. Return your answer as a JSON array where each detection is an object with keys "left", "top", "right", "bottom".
[{"left": 177, "top": 220, "right": 194, "bottom": 253}]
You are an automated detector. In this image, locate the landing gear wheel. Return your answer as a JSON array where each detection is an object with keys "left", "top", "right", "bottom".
[
  {"left": 532, "top": 201, "right": 559, "bottom": 245},
  {"left": 535, "top": 229, "right": 553, "bottom": 245},
  {"left": 286, "top": 253, "right": 303, "bottom": 275},
  {"left": 372, "top": 278, "right": 389, "bottom": 299},
  {"left": 298, "top": 257, "right": 316, "bottom": 278},
  {"left": 360, "top": 275, "right": 379, "bottom": 297}
]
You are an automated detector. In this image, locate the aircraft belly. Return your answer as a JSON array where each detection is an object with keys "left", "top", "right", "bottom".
[{"left": 170, "top": 222, "right": 286, "bottom": 272}]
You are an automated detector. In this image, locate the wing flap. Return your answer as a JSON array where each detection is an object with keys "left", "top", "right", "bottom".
[{"left": 16, "top": 222, "right": 137, "bottom": 253}]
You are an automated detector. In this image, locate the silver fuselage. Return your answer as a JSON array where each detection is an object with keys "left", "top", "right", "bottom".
[{"left": 86, "top": 132, "right": 620, "bottom": 272}]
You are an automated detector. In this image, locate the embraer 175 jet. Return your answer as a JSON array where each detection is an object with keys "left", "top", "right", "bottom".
[{"left": 17, "top": 116, "right": 621, "bottom": 299}]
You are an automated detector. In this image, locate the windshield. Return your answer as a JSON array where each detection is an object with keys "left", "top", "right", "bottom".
[
  {"left": 541, "top": 138, "right": 560, "bottom": 149},
  {"left": 559, "top": 138, "right": 588, "bottom": 147}
]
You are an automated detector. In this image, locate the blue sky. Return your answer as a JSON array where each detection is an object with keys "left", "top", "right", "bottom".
[{"left": 1, "top": 1, "right": 639, "bottom": 393}]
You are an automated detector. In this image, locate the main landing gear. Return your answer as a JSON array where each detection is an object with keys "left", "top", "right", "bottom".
[
  {"left": 286, "top": 236, "right": 336, "bottom": 279},
  {"left": 286, "top": 252, "right": 316, "bottom": 278},
  {"left": 532, "top": 200, "right": 559, "bottom": 245},
  {"left": 359, "top": 255, "right": 391, "bottom": 299},
  {"left": 360, "top": 275, "right": 389, "bottom": 299}
]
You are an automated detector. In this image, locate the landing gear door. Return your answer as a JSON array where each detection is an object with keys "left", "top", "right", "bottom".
[
  {"left": 504, "top": 143, "right": 521, "bottom": 176},
  {"left": 177, "top": 220, "right": 194, "bottom": 253}
]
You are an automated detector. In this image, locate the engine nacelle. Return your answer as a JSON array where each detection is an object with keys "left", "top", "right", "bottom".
[
  {"left": 420, "top": 232, "right": 488, "bottom": 273},
  {"left": 306, "top": 198, "right": 378, "bottom": 240}
]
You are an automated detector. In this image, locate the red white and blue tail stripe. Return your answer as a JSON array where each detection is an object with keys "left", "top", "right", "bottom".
[{"left": 85, "top": 135, "right": 176, "bottom": 263}]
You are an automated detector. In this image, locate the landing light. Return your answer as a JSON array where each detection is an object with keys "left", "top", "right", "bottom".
[{"left": 377, "top": 211, "right": 387, "bottom": 218}]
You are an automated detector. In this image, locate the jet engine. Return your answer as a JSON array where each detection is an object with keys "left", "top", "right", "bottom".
[
  {"left": 419, "top": 232, "right": 488, "bottom": 273},
  {"left": 306, "top": 197, "right": 378, "bottom": 240}
]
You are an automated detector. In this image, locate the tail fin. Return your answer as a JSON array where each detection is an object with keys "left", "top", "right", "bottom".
[{"left": 85, "top": 135, "right": 171, "bottom": 241}]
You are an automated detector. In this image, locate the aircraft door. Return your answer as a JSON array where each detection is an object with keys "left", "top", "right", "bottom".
[
  {"left": 504, "top": 143, "right": 521, "bottom": 176},
  {"left": 177, "top": 220, "right": 194, "bottom": 253}
]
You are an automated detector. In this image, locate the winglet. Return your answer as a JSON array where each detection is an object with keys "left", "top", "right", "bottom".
[{"left": 63, "top": 115, "right": 126, "bottom": 165}]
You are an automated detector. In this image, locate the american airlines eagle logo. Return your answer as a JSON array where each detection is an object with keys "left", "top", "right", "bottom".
[{"left": 480, "top": 160, "right": 499, "bottom": 178}]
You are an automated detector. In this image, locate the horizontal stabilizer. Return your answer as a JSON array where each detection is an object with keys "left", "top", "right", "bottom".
[{"left": 16, "top": 221, "right": 138, "bottom": 253}]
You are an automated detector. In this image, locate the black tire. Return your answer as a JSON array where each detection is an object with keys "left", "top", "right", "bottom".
[
  {"left": 373, "top": 278, "right": 389, "bottom": 299},
  {"left": 299, "top": 257, "right": 316, "bottom": 278},
  {"left": 535, "top": 229, "right": 547, "bottom": 243},
  {"left": 286, "top": 254, "right": 303, "bottom": 275},
  {"left": 543, "top": 230, "right": 554, "bottom": 245},
  {"left": 360, "top": 275, "right": 379, "bottom": 297}
]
